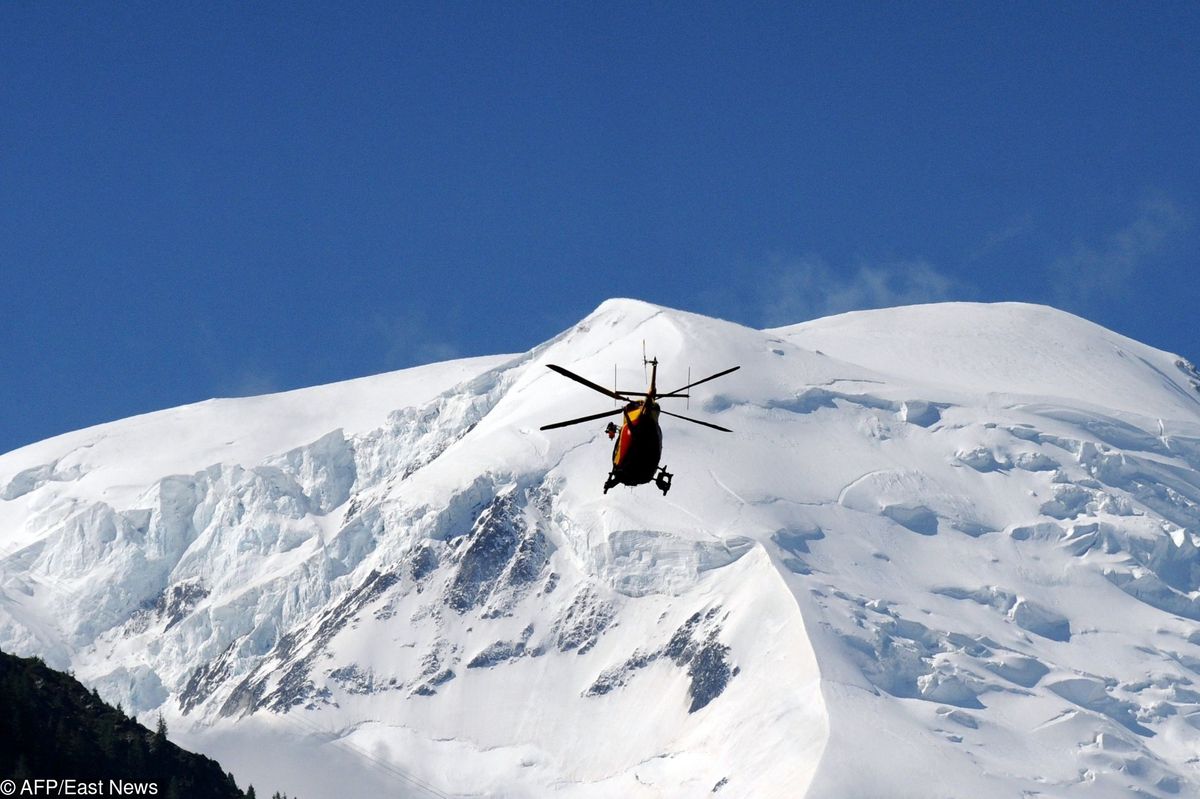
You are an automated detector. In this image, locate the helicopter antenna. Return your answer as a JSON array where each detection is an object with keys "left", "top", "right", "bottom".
[
  {"left": 686, "top": 366, "right": 691, "bottom": 410},
  {"left": 614, "top": 363, "right": 618, "bottom": 408}
]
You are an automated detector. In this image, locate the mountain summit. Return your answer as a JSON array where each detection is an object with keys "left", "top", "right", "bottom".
[{"left": 4, "top": 301, "right": 1200, "bottom": 798}]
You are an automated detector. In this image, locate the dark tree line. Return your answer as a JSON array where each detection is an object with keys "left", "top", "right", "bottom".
[{"left": 0, "top": 649, "right": 293, "bottom": 799}]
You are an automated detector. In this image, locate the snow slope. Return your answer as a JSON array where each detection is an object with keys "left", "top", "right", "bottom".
[{"left": 4, "top": 299, "right": 1200, "bottom": 798}]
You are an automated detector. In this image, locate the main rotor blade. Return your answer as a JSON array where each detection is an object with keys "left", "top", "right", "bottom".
[
  {"left": 664, "top": 365, "right": 740, "bottom": 396},
  {"left": 539, "top": 407, "right": 624, "bottom": 431},
  {"left": 659, "top": 409, "right": 733, "bottom": 432},
  {"left": 617, "top": 391, "right": 688, "bottom": 398},
  {"left": 547, "top": 364, "right": 631, "bottom": 402}
]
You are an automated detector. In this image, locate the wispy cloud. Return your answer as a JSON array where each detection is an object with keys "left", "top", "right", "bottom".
[
  {"left": 191, "top": 318, "right": 286, "bottom": 398},
  {"left": 969, "top": 213, "right": 1036, "bottom": 262},
  {"left": 759, "top": 255, "right": 963, "bottom": 326},
  {"left": 371, "top": 312, "right": 461, "bottom": 370},
  {"left": 220, "top": 367, "right": 283, "bottom": 398},
  {"left": 1050, "top": 197, "right": 1189, "bottom": 308}
]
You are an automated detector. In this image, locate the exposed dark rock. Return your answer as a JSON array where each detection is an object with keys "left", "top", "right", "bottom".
[
  {"left": 553, "top": 591, "right": 615, "bottom": 654},
  {"left": 342, "top": 494, "right": 362, "bottom": 523},
  {"left": 1177, "top": 359, "right": 1200, "bottom": 394},
  {"left": 509, "top": 530, "right": 550, "bottom": 587},
  {"left": 446, "top": 490, "right": 554, "bottom": 617},
  {"left": 584, "top": 606, "right": 735, "bottom": 712},
  {"left": 467, "top": 640, "right": 524, "bottom": 669},
  {"left": 585, "top": 650, "right": 656, "bottom": 697},
  {"left": 412, "top": 669, "right": 455, "bottom": 697},
  {"left": 268, "top": 660, "right": 324, "bottom": 712},
  {"left": 180, "top": 642, "right": 236, "bottom": 715},
  {"left": 155, "top": 581, "right": 210, "bottom": 631},
  {"left": 663, "top": 608, "right": 718, "bottom": 661},
  {"left": 217, "top": 673, "right": 265, "bottom": 719},
  {"left": 447, "top": 494, "right": 524, "bottom": 613},
  {"left": 222, "top": 568, "right": 399, "bottom": 716},
  {"left": 408, "top": 544, "right": 440, "bottom": 582},
  {"left": 329, "top": 664, "right": 382, "bottom": 695},
  {"left": 466, "top": 625, "right": 534, "bottom": 669},
  {"left": 683, "top": 634, "right": 734, "bottom": 712}
]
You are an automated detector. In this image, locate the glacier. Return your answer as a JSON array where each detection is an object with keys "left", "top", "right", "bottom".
[{"left": 4, "top": 299, "right": 1200, "bottom": 797}]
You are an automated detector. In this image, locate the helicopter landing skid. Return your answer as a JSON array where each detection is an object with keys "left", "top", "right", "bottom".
[
  {"left": 602, "top": 468, "right": 674, "bottom": 495},
  {"left": 654, "top": 466, "right": 673, "bottom": 495}
]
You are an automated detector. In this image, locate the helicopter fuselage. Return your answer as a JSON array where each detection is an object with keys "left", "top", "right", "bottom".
[{"left": 609, "top": 400, "right": 663, "bottom": 486}]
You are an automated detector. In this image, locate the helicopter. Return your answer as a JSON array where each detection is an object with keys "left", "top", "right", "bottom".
[{"left": 539, "top": 354, "right": 740, "bottom": 494}]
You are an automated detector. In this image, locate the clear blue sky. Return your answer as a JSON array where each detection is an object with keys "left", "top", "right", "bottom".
[{"left": 3, "top": 2, "right": 1198, "bottom": 454}]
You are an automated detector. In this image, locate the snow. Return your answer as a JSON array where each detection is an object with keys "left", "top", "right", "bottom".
[
  {"left": 773, "top": 301, "right": 1200, "bottom": 421},
  {"left": 0, "top": 354, "right": 511, "bottom": 511},
  {"left": 5, "top": 298, "right": 1200, "bottom": 797}
]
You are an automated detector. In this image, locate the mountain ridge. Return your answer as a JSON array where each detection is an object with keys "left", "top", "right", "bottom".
[{"left": 4, "top": 300, "right": 1200, "bottom": 798}]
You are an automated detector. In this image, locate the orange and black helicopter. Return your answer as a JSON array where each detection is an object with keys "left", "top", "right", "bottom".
[{"left": 539, "top": 355, "right": 740, "bottom": 494}]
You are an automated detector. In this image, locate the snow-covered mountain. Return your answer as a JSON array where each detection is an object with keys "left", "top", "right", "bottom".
[{"left": 5, "top": 299, "right": 1200, "bottom": 798}]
